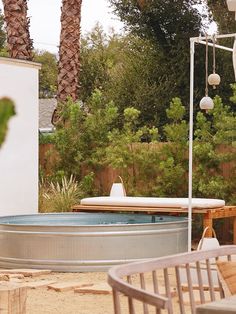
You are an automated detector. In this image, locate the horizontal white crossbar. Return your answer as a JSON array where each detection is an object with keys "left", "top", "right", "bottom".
[
  {"left": 191, "top": 33, "right": 236, "bottom": 41},
  {"left": 197, "top": 40, "right": 233, "bottom": 52}
]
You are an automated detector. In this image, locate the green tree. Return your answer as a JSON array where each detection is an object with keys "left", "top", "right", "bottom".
[
  {"left": 208, "top": 0, "right": 236, "bottom": 34},
  {"left": 106, "top": 35, "right": 169, "bottom": 126},
  {"left": 109, "top": 1, "right": 236, "bottom": 119},
  {"left": 52, "top": 90, "right": 118, "bottom": 180},
  {"left": 80, "top": 26, "right": 169, "bottom": 126},
  {"left": 109, "top": 0, "right": 207, "bottom": 117},
  {"left": 80, "top": 25, "right": 190, "bottom": 127},
  {"left": 33, "top": 51, "right": 58, "bottom": 98},
  {"left": 230, "top": 83, "right": 236, "bottom": 105},
  {"left": 154, "top": 98, "right": 189, "bottom": 197},
  {"left": 110, "top": 0, "right": 203, "bottom": 50},
  {"left": 0, "top": 47, "right": 9, "bottom": 57},
  {"left": 193, "top": 95, "right": 236, "bottom": 202},
  {"left": 105, "top": 106, "right": 159, "bottom": 194},
  {"left": 207, "top": 1, "right": 236, "bottom": 108},
  {"left": 80, "top": 24, "right": 125, "bottom": 102},
  {"left": 0, "top": 10, "right": 6, "bottom": 50}
]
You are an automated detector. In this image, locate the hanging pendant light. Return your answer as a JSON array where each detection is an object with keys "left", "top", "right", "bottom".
[
  {"left": 199, "top": 96, "right": 214, "bottom": 110},
  {"left": 208, "top": 35, "right": 221, "bottom": 89},
  {"left": 200, "top": 34, "right": 214, "bottom": 111}
]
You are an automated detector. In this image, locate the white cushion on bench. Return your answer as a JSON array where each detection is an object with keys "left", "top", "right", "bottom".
[{"left": 80, "top": 197, "right": 225, "bottom": 209}]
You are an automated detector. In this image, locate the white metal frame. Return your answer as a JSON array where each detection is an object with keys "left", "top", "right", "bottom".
[
  {"left": 188, "top": 33, "right": 236, "bottom": 251},
  {"left": 227, "top": 0, "right": 236, "bottom": 19}
]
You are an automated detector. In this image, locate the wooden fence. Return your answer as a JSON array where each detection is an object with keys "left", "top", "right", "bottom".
[{"left": 39, "top": 143, "right": 235, "bottom": 194}]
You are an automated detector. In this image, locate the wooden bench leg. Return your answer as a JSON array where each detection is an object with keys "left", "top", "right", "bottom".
[
  {"left": 233, "top": 217, "right": 236, "bottom": 245},
  {"left": 203, "top": 212, "right": 213, "bottom": 237}
]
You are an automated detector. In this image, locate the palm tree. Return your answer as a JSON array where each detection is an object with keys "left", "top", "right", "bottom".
[
  {"left": 137, "top": 0, "right": 146, "bottom": 9},
  {"left": 57, "top": 0, "right": 83, "bottom": 104},
  {"left": 2, "top": 0, "right": 33, "bottom": 60}
]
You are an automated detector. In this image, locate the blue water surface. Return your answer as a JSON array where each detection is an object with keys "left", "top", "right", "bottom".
[{"left": 0, "top": 213, "right": 186, "bottom": 226}]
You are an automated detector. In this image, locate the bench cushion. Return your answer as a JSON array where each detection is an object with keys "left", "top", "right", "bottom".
[
  {"left": 81, "top": 197, "right": 225, "bottom": 209},
  {"left": 217, "top": 261, "right": 236, "bottom": 297}
]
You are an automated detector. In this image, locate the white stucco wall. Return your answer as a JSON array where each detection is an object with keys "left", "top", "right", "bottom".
[{"left": 0, "top": 57, "right": 41, "bottom": 216}]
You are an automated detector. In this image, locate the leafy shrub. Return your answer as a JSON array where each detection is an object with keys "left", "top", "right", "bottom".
[
  {"left": 0, "top": 97, "right": 15, "bottom": 148},
  {"left": 193, "top": 95, "right": 236, "bottom": 203},
  {"left": 52, "top": 90, "right": 118, "bottom": 179},
  {"left": 39, "top": 132, "right": 54, "bottom": 145},
  {"left": 105, "top": 107, "right": 160, "bottom": 195}
]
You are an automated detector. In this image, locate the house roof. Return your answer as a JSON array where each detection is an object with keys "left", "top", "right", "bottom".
[{"left": 39, "top": 98, "right": 57, "bottom": 130}]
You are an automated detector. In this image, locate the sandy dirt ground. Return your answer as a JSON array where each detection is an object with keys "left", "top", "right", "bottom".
[
  {"left": 24, "top": 271, "right": 191, "bottom": 314},
  {"left": 26, "top": 272, "right": 114, "bottom": 314},
  {"left": 2, "top": 269, "right": 217, "bottom": 314}
]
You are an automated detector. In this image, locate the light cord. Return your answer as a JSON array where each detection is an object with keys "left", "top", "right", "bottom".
[
  {"left": 212, "top": 34, "right": 217, "bottom": 89},
  {"left": 205, "top": 34, "right": 208, "bottom": 96},
  {"left": 213, "top": 34, "right": 216, "bottom": 74}
]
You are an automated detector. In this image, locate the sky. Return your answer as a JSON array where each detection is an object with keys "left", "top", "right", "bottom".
[
  {"left": 0, "top": 1, "right": 218, "bottom": 54},
  {"left": 0, "top": 0, "right": 124, "bottom": 53}
]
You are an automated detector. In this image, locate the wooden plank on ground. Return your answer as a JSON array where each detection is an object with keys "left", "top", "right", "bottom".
[
  {"left": 24, "top": 280, "right": 56, "bottom": 289},
  {"left": 48, "top": 282, "right": 93, "bottom": 292},
  {"left": 0, "top": 269, "right": 52, "bottom": 277},
  {"left": 74, "top": 283, "right": 112, "bottom": 295},
  {"left": 7, "top": 274, "right": 25, "bottom": 279}
]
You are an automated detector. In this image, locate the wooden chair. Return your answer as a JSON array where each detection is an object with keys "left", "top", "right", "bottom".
[{"left": 108, "top": 246, "right": 236, "bottom": 314}]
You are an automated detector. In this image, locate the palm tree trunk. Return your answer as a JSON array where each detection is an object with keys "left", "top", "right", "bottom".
[
  {"left": 57, "top": 0, "right": 82, "bottom": 104},
  {"left": 2, "top": 0, "right": 33, "bottom": 60},
  {"left": 137, "top": 0, "right": 146, "bottom": 10}
]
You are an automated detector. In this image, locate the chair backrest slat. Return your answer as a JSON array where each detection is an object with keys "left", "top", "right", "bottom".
[
  {"left": 127, "top": 276, "right": 135, "bottom": 314},
  {"left": 196, "top": 261, "right": 205, "bottom": 304},
  {"left": 152, "top": 270, "right": 159, "bottom": 294},
  {"left": 164, "top": 268, "right": 173, "bottom": 314},
  {"left": 206, "top": 259, "right": 215, "bottom": 301},
  {"left": 175, "top": 266, "right": 186, "bottom": 314},
  {"left": 140, "top": 273, "right": 149, "bottom": 314},
  {"left": 151, "top": 271, "right": 161, "bottom": 314},
  {"left": 112, "top": 289, "right": 122, "bottom": 314},
  {"left": 186, "top": 263, "right": 196, "bottom": 313}
]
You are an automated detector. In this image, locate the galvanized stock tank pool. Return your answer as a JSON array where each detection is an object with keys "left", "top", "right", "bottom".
[{"left": 0, "top": 213, "right": 187, "bottom": 271}]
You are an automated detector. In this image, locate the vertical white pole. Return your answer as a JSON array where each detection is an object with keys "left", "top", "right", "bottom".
[{"left": 188, "top": 39, "right": 195, "bottom": 252}]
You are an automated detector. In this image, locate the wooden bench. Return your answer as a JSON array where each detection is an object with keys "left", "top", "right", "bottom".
[
  {"left": 107, "top": 246, "right": 236, "bottom": 314},
  {"left": 196, "top": 295, "right": 236, "bottom": 314},
  {"left": 73, "top": 205, "right": 236, "bottom": 244}
]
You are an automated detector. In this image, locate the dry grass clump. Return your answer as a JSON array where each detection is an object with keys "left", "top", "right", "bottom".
[{"left": 39, "top": 175, "right": 81, "bottom": 212}]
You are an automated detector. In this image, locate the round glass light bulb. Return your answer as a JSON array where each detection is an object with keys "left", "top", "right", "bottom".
[
  {"left": 208, "top": 73, "right": 221, "bottom": 86},
  {"left": 200, "top": 96, "right": 214, "bottom": 110}
]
